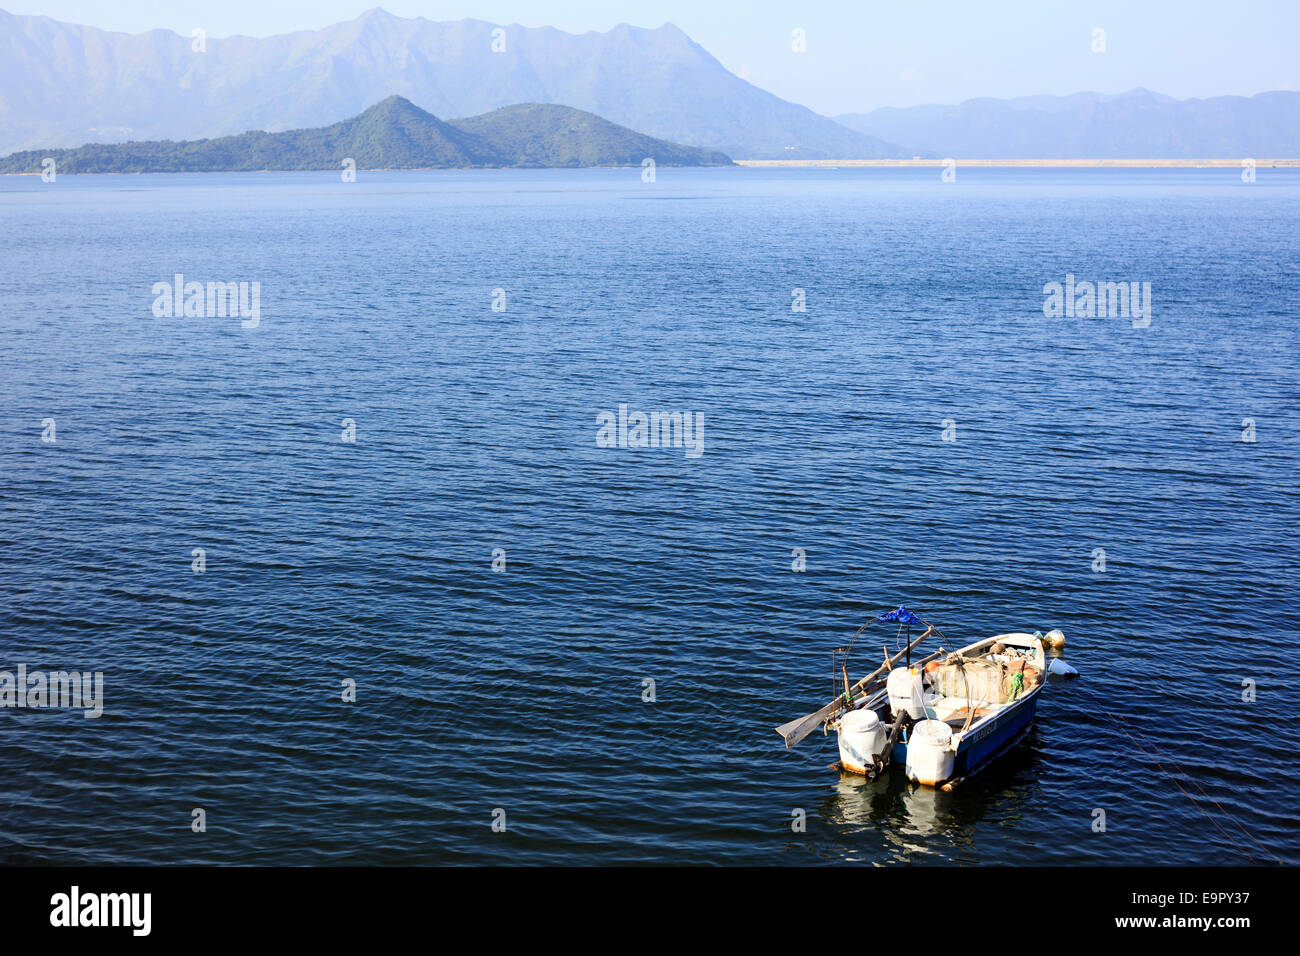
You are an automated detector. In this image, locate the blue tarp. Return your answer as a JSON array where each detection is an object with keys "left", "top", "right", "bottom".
[{"left": 877, "top": 605, "right": 924, "bottom": 625}]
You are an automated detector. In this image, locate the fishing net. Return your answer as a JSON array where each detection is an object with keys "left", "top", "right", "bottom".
[{"left": 927, "top": 659, "right": 1040, "bottom": 705}]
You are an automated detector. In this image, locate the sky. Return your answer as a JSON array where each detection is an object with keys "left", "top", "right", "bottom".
[{"left": 5, "top": 1, "right": 1298, "bottom": 115}]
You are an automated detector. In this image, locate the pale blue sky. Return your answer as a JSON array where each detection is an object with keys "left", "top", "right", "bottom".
[{"left": 6, "top": 1, "right": 1297, "bottom": 114}]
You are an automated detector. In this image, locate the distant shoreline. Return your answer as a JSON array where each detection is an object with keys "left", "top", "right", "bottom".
[
  {"left": 7, "top": 159, "right": 1298, "bottom": 177},
  {"left": 0, "top": 164, "right": 699, "bottom": 177},
  {"left": 0, "top": 162, "right": 726, "bottom": 177},
  {"left": 738, "top": 158, "right": 1300, "bottom": 168}
]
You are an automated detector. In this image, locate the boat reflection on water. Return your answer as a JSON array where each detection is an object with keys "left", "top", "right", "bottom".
[
  {"left": 817, "top": 729, "right": 1045, "bottom": 863},
  {"left": 820, "top": 771, "right": 956, "bottom": 859}
]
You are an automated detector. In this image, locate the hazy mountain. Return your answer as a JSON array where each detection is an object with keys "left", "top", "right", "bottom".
[
  {"left": 0, "top": 96, "right": 733, "bottom": 173},
  {"left": 0, "top": 7, "right": 902, "bottom": 160},
  {"left": 836, "top": 88, "right": 1300, "bottom": 158}
]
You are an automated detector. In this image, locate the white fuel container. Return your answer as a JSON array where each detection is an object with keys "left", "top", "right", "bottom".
[
  {"left": 836, "top": 708, "right": 887, "bottom": 774},
  {"left": 904, "top": 718, "right": 956, "bottom": 786},
  {"left": 887, "top": 666, "right": 927, "bottom": 720}
]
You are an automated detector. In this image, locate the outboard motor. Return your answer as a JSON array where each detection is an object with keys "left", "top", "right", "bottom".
[
  {"left": 904, "top": 718, "right": 956, "bottom": 785},
  {"left": 836, "top": 708, "right": 887, "bottom": 774}
]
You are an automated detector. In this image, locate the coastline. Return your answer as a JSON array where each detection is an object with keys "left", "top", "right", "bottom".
[
  {"left": 0, "top": 163, "right": 732, "bottom": 177},
  {"left": 7, "top": 158, "right": 1298, "bottom": 177},
  {"left": 739, "top": 158, "right": 1300, "bottom": 168}
]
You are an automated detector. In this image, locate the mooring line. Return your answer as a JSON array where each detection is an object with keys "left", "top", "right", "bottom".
[
  {"left": 1111, "top": 712, "right": 1284, "bottom": 865},
  {"left": 1107, "top": 714, "right": 1257, "bottom": 863},
  {"left": 1106, "top": 711, "right": 1283, "bottom": 865},
  {"left": 1127, "top": 722, "right": 1284, "bottom": 866}
]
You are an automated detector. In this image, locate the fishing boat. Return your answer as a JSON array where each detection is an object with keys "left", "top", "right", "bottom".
[{"left": 775, "top": 606, "right": 1055, "bottom": 790}]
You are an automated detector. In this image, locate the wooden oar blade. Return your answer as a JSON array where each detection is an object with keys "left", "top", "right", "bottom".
[
  {"left": 775, "top": 676, "right": 889, "bottom": 748},
  {"left": 775, "top": 701, "right": 840, "bottom": 749},
  {"left": 775, "top": 628, "right": 934, "bottom": 750}
]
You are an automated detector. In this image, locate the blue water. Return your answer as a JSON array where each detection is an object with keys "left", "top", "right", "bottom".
[{"left": 1, "top": 167, "right": 1297, "bottom": 865}]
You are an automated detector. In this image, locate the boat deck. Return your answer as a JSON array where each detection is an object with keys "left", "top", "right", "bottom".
[
  {"left": 936, "top": 706, "right": 995, "bottom": 729},
  {"left": 929, "top": 696, "right": 998, "bottom": 728}
]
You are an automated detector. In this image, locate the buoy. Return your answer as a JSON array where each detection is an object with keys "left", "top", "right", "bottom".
[
  {"left": 1042, "top": 629, "right": 1066, "bottom": 647},
  {"left": 1048, "top": 658, "right": 1079, "bottom": 677}
]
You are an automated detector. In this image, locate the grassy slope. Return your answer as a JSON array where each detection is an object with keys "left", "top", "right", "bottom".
[
  {"left": 0, "top": 97, "right": 733, "bottom": 173},
  {"left": 450, "top": 103, "right": 733, "bottom": 167}
]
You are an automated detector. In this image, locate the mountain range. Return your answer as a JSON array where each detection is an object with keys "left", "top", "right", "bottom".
[
  {"left": 0, "top": 97, "right": 733, "bottom": 173},
  {"left": 836, "top": 88, "right": 1300, "bottom": 159},
  {"left": 2, "top": 8, "right": 1296, "bottom": 162},
  {"left": 0, "top": 7, "right": 901, "bottom": 160}
]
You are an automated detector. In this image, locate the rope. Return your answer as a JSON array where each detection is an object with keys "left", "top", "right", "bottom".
[
  {"left": 835, "top": 617, "right": 890, "bottom": 697},
  {"left": 1106, "top": 712, "right": 1283, "bottom": 865},
  {"left": 1007, "top": 661, "right": 1027, "bottom": 701}
]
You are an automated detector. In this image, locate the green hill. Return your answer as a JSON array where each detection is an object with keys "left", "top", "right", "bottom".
[
  {"left": 0, "top": 96, "right": 733, "bottom": 173},
  {"left": 450, "top": 103, "right": 732, "bottom": 167}
]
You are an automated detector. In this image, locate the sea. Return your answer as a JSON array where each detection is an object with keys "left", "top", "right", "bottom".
[{"left": 1, "top": 166, "right": 1297, "bottom": 864}]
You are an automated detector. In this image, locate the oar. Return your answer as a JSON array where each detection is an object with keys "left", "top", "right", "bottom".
[{"left": 775, "top": 628, "right": 931, "bottom": 749}]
